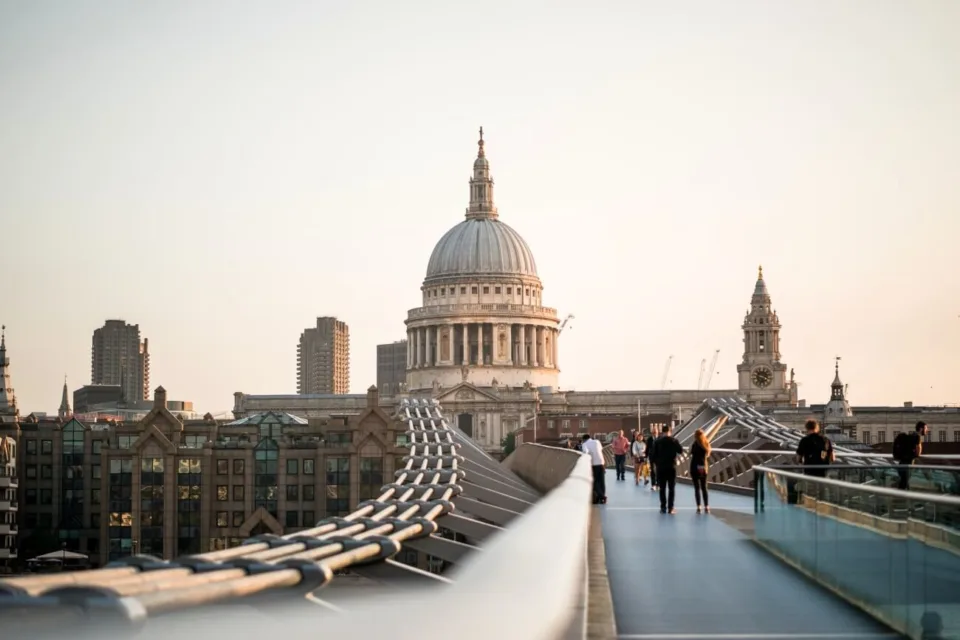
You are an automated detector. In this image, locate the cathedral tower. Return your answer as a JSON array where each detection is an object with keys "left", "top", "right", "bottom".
[{"left": 736, "top": 267, "right": 796, "bottom": 405}]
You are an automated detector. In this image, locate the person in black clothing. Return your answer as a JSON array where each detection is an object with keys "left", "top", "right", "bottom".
[
  {"left": 645, "top": 428, "right": 659, "bottom": 491},
  {"left": 893, "top": 421, "right": 928, "bottom": 490},
  {"left": 654, "top": 424, "right": 684, "bottom": 514},
  {"left": 690, "top": 428, "right": 711, "bottom": 514},
  {"left": 795, "top": 419, "right": 835, "bottom": 477}
]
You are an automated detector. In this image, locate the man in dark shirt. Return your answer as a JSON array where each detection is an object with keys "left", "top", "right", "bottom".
[
  {"left": 893, "top": 421, "right": 928, "bottom": 490},
  {"left": 653, "top": 424, "right": 684, "bottom": 514},
  {"left": 795, "top": 419, "right": 835, "bottom": 477},
  {"left": 645, "top": 428, "right": 659, "bottom": 492}
]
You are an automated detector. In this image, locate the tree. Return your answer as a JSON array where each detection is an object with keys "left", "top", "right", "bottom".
[{"left": 501, "top": 431, "right": 516, "bottom": 456}]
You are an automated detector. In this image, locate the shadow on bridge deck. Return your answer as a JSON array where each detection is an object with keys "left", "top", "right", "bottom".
[{"left": 600, "top": 470, "right": 900, "bottom": 640}]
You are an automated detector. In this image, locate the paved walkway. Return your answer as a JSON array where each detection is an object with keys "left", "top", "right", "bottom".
[{"left": 600, "top": 470, "right": 900, "bottom": 640}]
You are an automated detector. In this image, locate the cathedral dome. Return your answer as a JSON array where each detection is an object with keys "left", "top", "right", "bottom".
[
  {"left": 424, "top": 127, "right": 539, "bottom": 283},
  {"left": 425, "top": 218, "right": 538, "bottom": 280}
]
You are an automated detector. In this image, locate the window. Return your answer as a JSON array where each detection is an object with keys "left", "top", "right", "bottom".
[
  {"left": 525, "top": 289, "right": 530, "bottom": 296},
  {"left": 41, "top": 439, "right": 53, "bottom": 454},
  {"left": 507, "top": 287, "right": 512, "bottom": 295},
  {"left": 396, "top": 433, "right": 410, "bottom": 447},
  {"left": 26, "top": 439, "right": 37, "bottom": 455},
  {"left": 233, "top": 459, "right": 244, "bottom": 475},
  {"left": 183, "top": 435, "right": 205, "bottom": 448},
  {"left": 233, "top": 485, "right": 244, "bottom": 501},
  {"left": 460, "top": 287, "right": 466, "bottom": 294},
  {"left": 108, "top": 459, "right": 133, "bottom": 561},
  {"left": 547, "top": 420, "right": 555, "bottom": 430},
  {"left": 562, "top": 419, "right": 570, "bottom": 430},
  {"left": 285, "top": 511, "right": 299, "bottom": 528},
  {"left": 303, "top": 459, "right": 315, "bottom": 475},
  {"left": 359, "top": 457, "right": 384, "bottom": 501},
  {"left": 40, "top": 489, "right": 52, "bottom": 505},
  {"left": 26, "top": 465, "right": 36, "bottom": 479},
  {"left": 579, "top": 420, "right": 588, "bottom": 430},
  {"left": 232, "top": 511, "right": 244, "bottom": 527},
  {"left": 303, "top": 510, "right": 315, "bottom": 527},
  {"left": 877, "top": 431, "right": 886, "bottom": 444},
  {"left": 140, "top": 457, "right": 164, "bottom": 557},
  {"left": 217, "top": 485, "right": 228, "bottom": 501},
  {"left": 92, "top": 464, "right": 101, "bottom": 479},
  {"left": 90, "top": 513, "right": 100, "bottom": 528},
  {"left": 303, "top": 485, "right": 315, "bottom": 501},
  {"left": 26, "top": 489, "right": 37, "bottom": 505},
  {"left": 955, "top": 431, "right": 960, "bottom": 443},
  {"left": 92, "top": 488, "right": 101, "bottom": 504},
  {"left": 216, "top": 511, "right": 228, "bottom": 527},
  {"left": 217, "top": 460, "right": 228, "bottom": 475},
  {"left": 177, "top": 458, "right": 202, "bottom": 555},
  {"left": 41, "top": 464, "right": 53, "bottom": 479},
  {"left": 861, "top": 432, "right": 871, "bottom": 444},
  {"left": 92, "top": 440, "right": 102, "bottom": 454},
  {"left": 495, "top": 286, "right": 501, "bottom": 294},
  {"left": 286, "top": 459, "right": 298, "bottom": 475},
  {"left": 440, "top": 288, "right": 445, "bottom": 296},
  {"left": 471, "top": 286, "right": 478, "bottom": 294},
  {"left": 286, "top": 485, "right": 299, "bottom": 500},
  {"left": 939, "top": 430, "right": 946, "bottom": 442},
  {"left": 117, "top": 435, "right": 135, "bottom": 449},
  {"left": 483, "top": 286, "right": 489, "bottom": 294},
  {"left": 325, "top": 457, "right": 350, "bottom": 516},
  {"left": 255, "top": 438, "right": 279, "bottom": 518}
]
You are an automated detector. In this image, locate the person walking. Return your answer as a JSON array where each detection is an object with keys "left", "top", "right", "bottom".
[
  {"left": 631, "top": 432, "right": 647, "bottom": 486},
  {"left": 653, "top": 424, "right": 683, "bottom": 514},
  {"left": 795, "top": 419, "right": 835, "bottom": 478},
  {"left": 611, "top": 430, "right": 630, "bottom": 481},
  {"left": 892, "top": 421, "right": 928, "bottom": 490},
  {"left": 645, "top": 428, "right": 660, "bottom": 492},
  {"left": 581, "top": 433, "right": 607, "bottom": 504},
  {"left": 690, "top": 428, "right": 711, "bottom": 514}
]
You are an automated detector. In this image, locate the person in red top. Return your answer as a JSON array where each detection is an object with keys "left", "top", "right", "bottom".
[{"left": 611, "top": 430, "right": 631, "bottom": 481}]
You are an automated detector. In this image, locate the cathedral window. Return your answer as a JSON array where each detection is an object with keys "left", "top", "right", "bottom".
[
  {"left": 495, "top": 286, "right": 501, "bottom": 294},
  {"left": 471, "top": 286, "right": 478, "bottom": 294},
  {"left": 483, "top": 286, "right": 489, "bottom": 294},
  {"left": 525, "top": 289, "right": 530, "bottom": 296},
  {"left": 507, "top": 287, "right": 512, "bottom": 295},
  {"left": 461, "top": 287, "right": 466, "bottom": 294}
]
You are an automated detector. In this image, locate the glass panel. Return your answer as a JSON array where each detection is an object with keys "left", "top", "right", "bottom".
[{"left": 754, "top": 467, "right": 960, "bottom": 639}]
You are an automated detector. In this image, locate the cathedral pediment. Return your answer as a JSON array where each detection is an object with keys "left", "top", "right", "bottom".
[{"left": 437, "top": 383, "right": 501, "bottom": 403}]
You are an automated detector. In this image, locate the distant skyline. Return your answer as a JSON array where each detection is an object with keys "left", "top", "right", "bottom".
[{"left": 2, "top": 1, "right": 958, "bottom": 414}]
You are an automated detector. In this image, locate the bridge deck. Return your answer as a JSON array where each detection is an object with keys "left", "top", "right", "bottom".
[{"left": 600, "top": 471, "right": 899, "bottom": 639}]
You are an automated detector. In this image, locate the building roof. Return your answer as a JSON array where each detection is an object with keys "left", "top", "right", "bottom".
[{"left": 226, "top": 411, "right": 308, "bottom": 426}]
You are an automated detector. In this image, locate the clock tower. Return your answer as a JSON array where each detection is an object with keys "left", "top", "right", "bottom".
[{"left": 737, "top": 266, "right": 796, "bottom": 405}]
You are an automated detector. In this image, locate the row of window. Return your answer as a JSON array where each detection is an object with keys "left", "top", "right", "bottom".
[
  {"left": 427, "top": 285, "right": 540, "bottom": 298},
  {"left": 861, "top": 430, "right": 956, "bottom": 444},
  {"left": 214, "top": 509, "right": 317, "bottom": 529},
  {"left": 215, "top": 484, "right": 318, "bottom": 502}
]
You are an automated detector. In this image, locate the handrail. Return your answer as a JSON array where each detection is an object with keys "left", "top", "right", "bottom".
[
  {"left": 753, "top": 464, "right": 960, "bottom": 506},
  {"left": 234, "top": 448, "right": 595, "bottom": 640},
  {"left": 711, "top": 447, "right": 960, "bottom": 460}
]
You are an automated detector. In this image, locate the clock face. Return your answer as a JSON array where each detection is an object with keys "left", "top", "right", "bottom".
[{"left": 752, "top": 367, "right": 773, "bottom": 388}]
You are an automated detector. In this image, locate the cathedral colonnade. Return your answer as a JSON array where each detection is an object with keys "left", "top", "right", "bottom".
[{"left": 405, "top": 322, "right": 559, "bottom": 370}]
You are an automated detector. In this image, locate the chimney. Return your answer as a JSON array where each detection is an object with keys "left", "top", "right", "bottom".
[
  {"left": 367, "top": 385, "right": 379, "bottom": 409},
  {"left": 154, "top": 386, "right": 167, "bottom": 409}
]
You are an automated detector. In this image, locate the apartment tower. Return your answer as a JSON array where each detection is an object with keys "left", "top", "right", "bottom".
[
  {"left": 297, "top": 317, "right": 350, "bottom": 394},
  {"left": 91, "top": 320, "right": 150, "bottom": 403}
]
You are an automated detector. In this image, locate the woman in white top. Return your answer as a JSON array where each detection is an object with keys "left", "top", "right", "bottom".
[{"left": 631, "top": 435, "right": 647, "bottom": 486}]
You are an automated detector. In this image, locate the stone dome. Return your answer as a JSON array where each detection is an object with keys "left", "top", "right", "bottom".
[{"left": 425, "top": 217, "right": 538, "bottom": 281}]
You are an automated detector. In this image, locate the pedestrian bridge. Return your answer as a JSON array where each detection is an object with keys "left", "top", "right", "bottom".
[{"left": 2, "top": 399, "right": 958, "bottom": 640}]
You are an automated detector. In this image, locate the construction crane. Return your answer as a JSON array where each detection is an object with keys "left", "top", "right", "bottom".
[
  {"left": 661, "top": 355, "right": 673, "bottom": 390},
  {"left": 703, "top": 349, "right": 720, "bottom": 390},
  {"left": 558, "top": 314, "right": 575, "bottom": 334},
  {"left": 697, "top": 359, "right": 707, "bottom": 391}
]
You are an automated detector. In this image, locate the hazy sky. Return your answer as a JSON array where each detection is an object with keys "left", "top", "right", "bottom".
[{"left": 2, "top": 1, "right": 958, "bottom": 415}]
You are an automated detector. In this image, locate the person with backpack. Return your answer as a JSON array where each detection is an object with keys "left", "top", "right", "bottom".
[
  {"left": 795, "top": 419, "right": 835, "bottom": 477},
  {"left": 893, "top": 421, "right": 928, "bottom": 490}
]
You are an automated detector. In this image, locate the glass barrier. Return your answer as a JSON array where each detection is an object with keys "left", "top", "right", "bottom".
[
  {"left": 754, "top": 465, "right": 960, "bottom": 640},
  {"left": 763, "top": 464, "right": 960, "bottom": 498}
]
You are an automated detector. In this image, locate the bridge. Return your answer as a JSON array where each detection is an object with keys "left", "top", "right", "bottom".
[{"left": 1, "top": 397, "right": 958, "bottom": 640}]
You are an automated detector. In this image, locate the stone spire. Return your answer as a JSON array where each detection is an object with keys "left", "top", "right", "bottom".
[
  {"left": 0, "top": 325, "right": 19, "bottom": 420},
  {"left": 831, "top": 356, "right": 845, "bottom": 401},
  {"left": 465, "top": 126, "right": 498, "bottom": 221},
  {"left": 59, "top": 375, "right": 71, "bottom": 420},
  {"left": 752, "top": 264, "right": 770, "bottom": 302}
]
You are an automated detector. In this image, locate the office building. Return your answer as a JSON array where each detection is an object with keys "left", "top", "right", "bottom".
[
  {"left": 91, "top": 320, "right": 150, "bottom": 403},
  {"left": 297, "top": 317, "right": 350, "bottom": 395}
]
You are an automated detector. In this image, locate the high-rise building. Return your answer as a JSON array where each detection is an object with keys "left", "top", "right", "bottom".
[
  {"left": 91, "top": 320, "right": 150, "bottom": 403},
  {"left": 376, "top": 341, "right": 407, "bottom": 396},
  {"left": 297, "top": 317, "right": 350, "bottom": 395}
]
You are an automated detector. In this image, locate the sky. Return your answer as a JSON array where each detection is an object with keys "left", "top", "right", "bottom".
[{"left": 1, "top": 1, "right": 958, "bottom": 415}]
